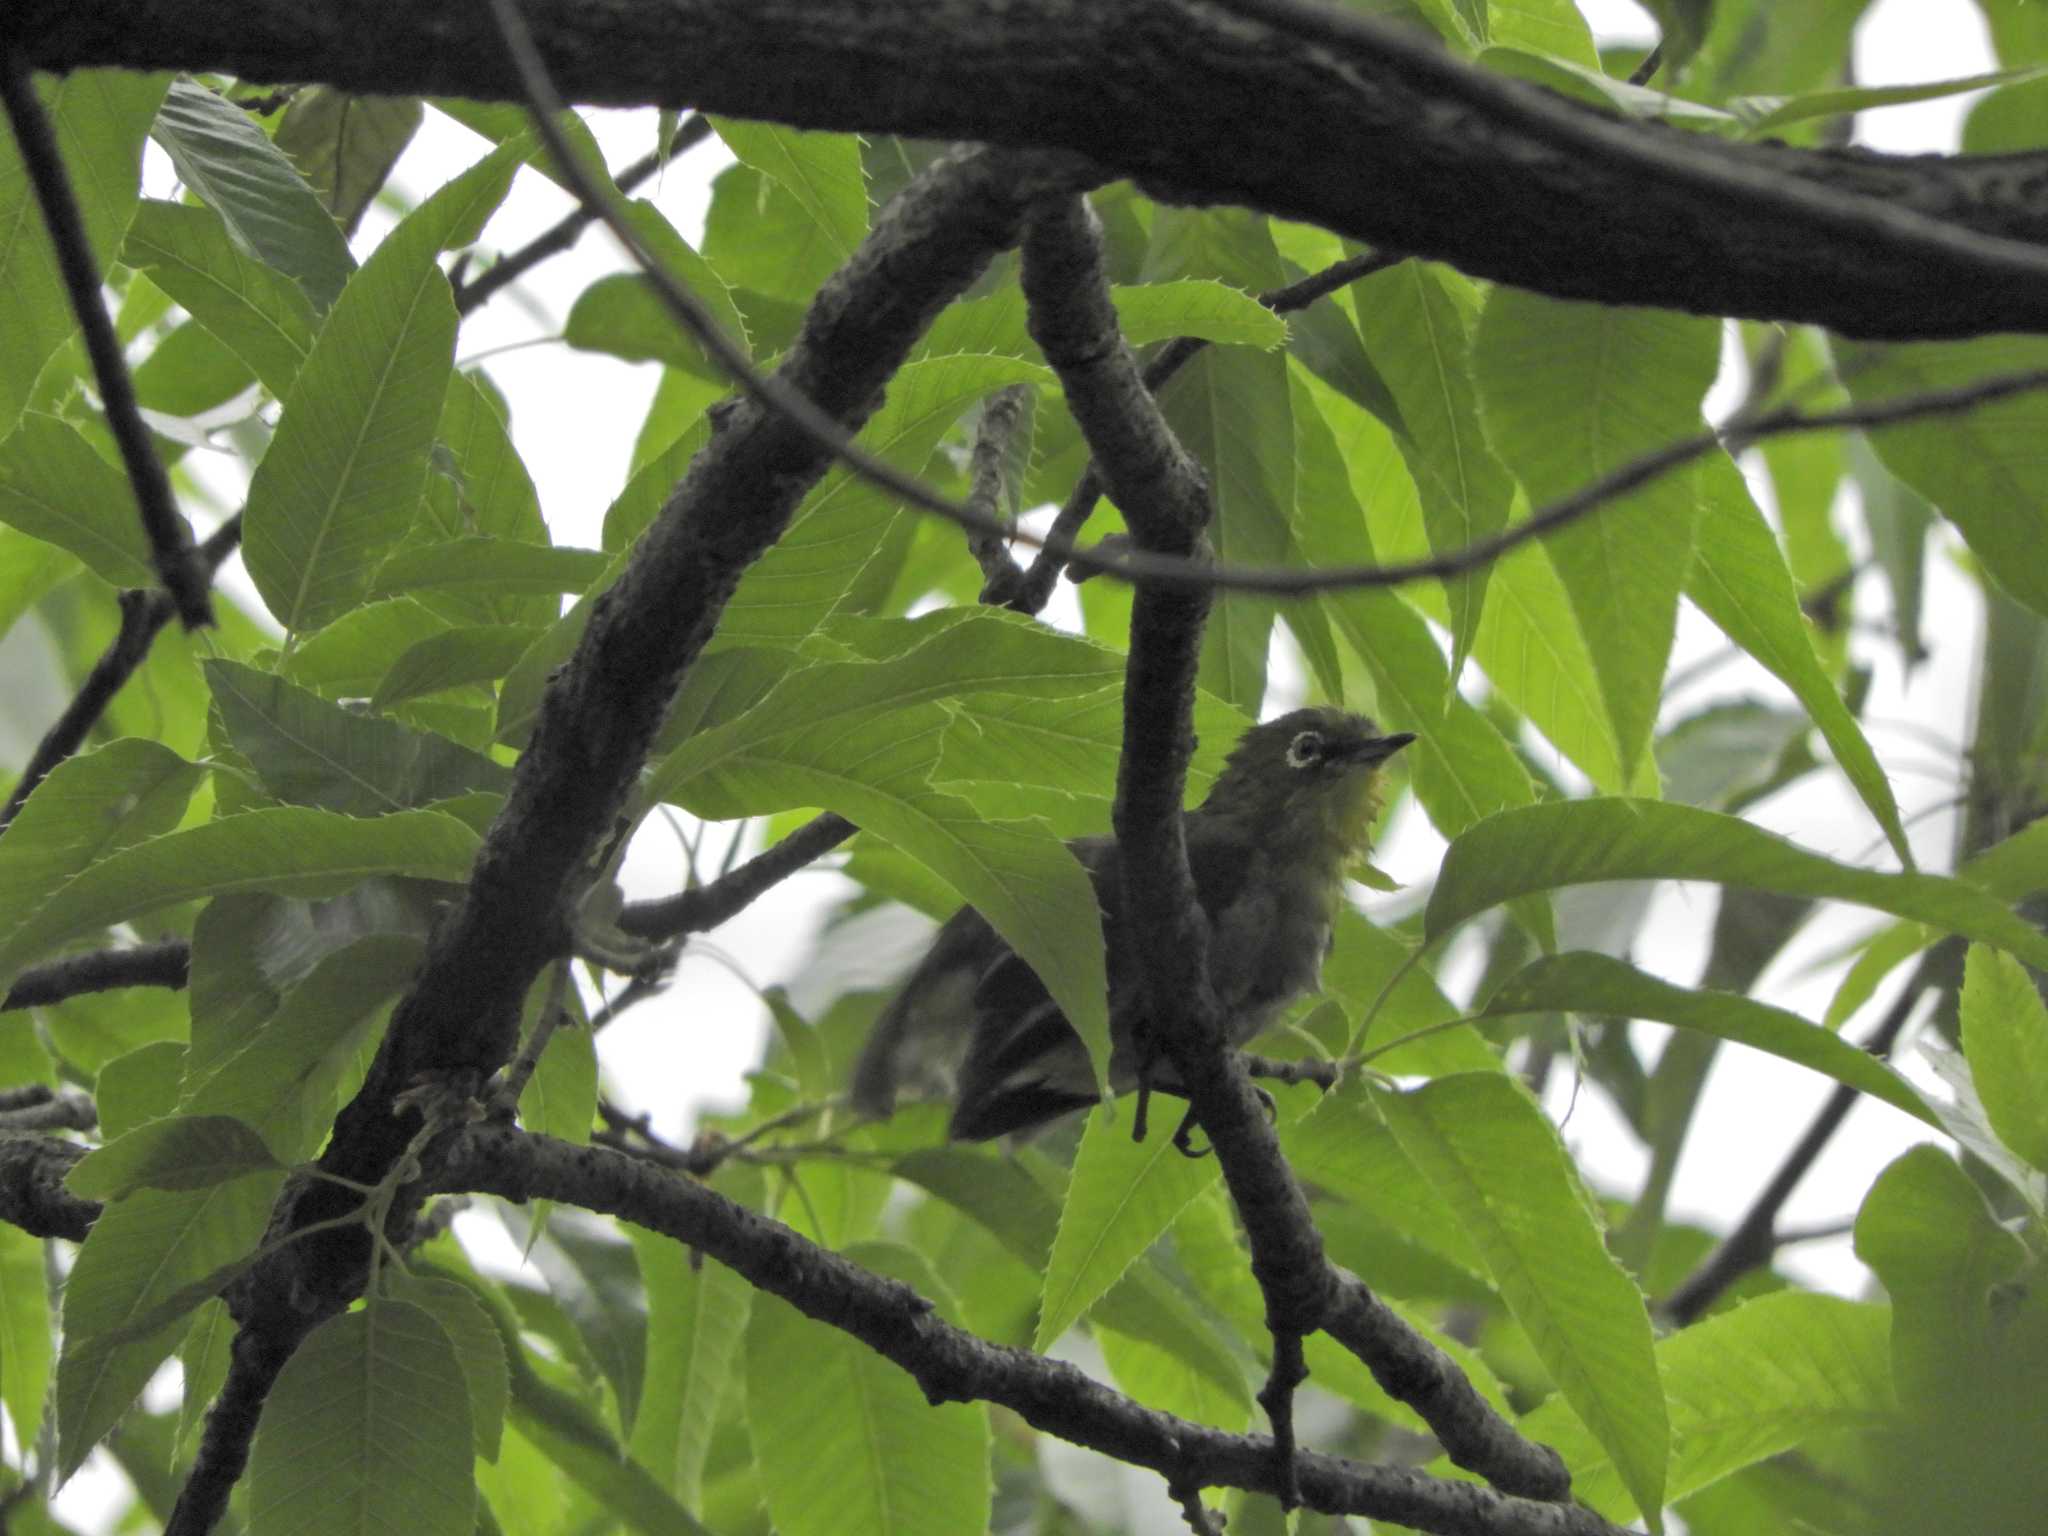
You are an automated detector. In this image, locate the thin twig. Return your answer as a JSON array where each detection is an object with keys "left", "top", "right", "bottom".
[
  {"left": 496, "top": 960, "right": 571, "bottom": 1111},
  {"left": 962, "top": 383, "right": 1033, "bottom": 596},
  {"left": 0, "top": 517, "right": 242, "bottom": 835},
  {"left": 0, "top": 51, "right": 211, "bottom": 629},
  {"left": 617, "top": 813, "right": 854, "bottom": 941},
  {"left": 450, "top": 114, "right": 714, "bottom": 315},
  {"left": 1661, "top": 953, "right": 1936, "bottom": 1325},
  {"left": 1626, "top": 42, "right": 1665, "bottom": 89}
]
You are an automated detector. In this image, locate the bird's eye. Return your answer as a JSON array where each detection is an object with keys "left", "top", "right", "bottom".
[{"left": 1286, "top": 730, "right": 1324, "bottom": 769}]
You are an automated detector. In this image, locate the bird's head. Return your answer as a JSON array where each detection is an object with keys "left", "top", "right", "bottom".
[{"left": 1200, "top": 708, "right": 1416, "bottom": 864}]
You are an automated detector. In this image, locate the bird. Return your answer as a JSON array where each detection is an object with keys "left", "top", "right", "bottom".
[{"left": 850, "top": 707, "right": 1415, "bottom": 1141}]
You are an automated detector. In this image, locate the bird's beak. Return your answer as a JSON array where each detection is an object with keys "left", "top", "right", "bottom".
[{"left": 1349, "top": 731, "right": 1416, "bottom": 766}]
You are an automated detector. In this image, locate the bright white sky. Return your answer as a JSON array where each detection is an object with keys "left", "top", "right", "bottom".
[{"left": 44, "top": 3, "right": 2014, "bottom": 1521}]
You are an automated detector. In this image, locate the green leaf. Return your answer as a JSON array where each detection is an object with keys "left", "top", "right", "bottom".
[
  {"left": 1350, "top": 262, "right": 1516, "bottom": 678},
  {"left": 1164, "top": 345, "right": 1294, "bottom": 711},
  {"left": 91, "top": 1040, "right": 185, "bottom": 1138},
  {"left": 1854, "top": 1145, "right": 2028, "bottom": 1403},
  {"left": 709, "top": 120, "right": 867, "bottom": 270},
  {"left": 0, "top": 72, "right": 167, "bottom": 439},
  {"left": 149, "top": 79, "right": 356, "bottom": 313},
  {"left": 177, "top": 1299, "right": 233, "bottom": 1461},
  {"left": 1838, "top": 334, "right": 2048, "bottom": 622},
  {"left": 243, "top": 139, "right": 522, "bottom": 633},
  {"left": 1477, "top": 952, "right": 1938, "bottom": 1126},
  {"left": 1515, "top": 1293, "right": 1891, "bottom": 1522},
  {"left": 206, "top": 658, "right": 513, "bottom": 812},
  {"left": 1426, "top": 800, "right": 2048, "bottom": 976},
  {"left": 651, "top": 612, "right": 1117, "bottom": 1084},
  {"left": 1036, "top": 1104, "right": 1223, "bottom": 1350},
  {"left": 1292, "top": 369, "right": 1542, "bottom": 870},
  {"left": 0, "top": 412, "right": 158, "bottom": 585},
  {"left": 508, "top": 1372, "right": 714, "bottom": 1536},
  {"left": 1688, "top": 454, "right": 1910, "bottom": 862},
  {"left": 282, "top": 597, "right": 457, "bottom": 698},
  {"left": 1486, "top": 0, "right": 1603, "bottom": 66},
  {"left": 180, "top": 933, "right": 420, "bottom": 1161},
  {"left": 372, "top": 537, "right": 609, "bottom": 599},
  {"left": 388, "top": 1273, "right": 510, "bottom": 1461},
  {"left": 627, "top": 1226, "right": 751, "bottom": 1508},
  {"left": 0, "top": 807, "right": 477, "bottom": 991},
  {"left": 562, "top": 200, "right": 751, "bottom": 379},
  {"left": 519, "top": 1014, "right": 597, "bottom": 1147},
  {"left": 0, "top": 1224, "right": 52, "bottom": 1454},
  {"left": 746, "top": 1241, "right": 989, "bottom": 1536},
  {"left": 0, "top": 738, "right": 206, "bottom": 950},
  {"left": 66, "top": 1115, "right": 280, "bottom": 1200},
  {"left": 372, "top": 624, "right": 545, "bottom": 710},
  {"left": 122, "top": 199, "right": 319, "bottom": 395},
  {"left": 1958, "top": 944, "right": 2048, "bottom": 1172},
  {"left": 715, "top": 353, "right": 1050, "bottom": 647},
  {"left": 273, "top": 89, "right": 424, "bottom": 237},
  {"left": 1474, "top": 291, "right": 1719, "bottom": 776},
  {"left": 56, "top": 1175, "right": 281, "bottom": 1475},
  {"left": 1733, "top": 62, "right": 2048, "bottom": 137},
  {"left": 247, "top": 1302, "right": 476, "bottom": 1536},
  {"left": 1376, "top": 1074, "right": 1668, "bottom": 1527},
  {"left": 893, "top": 1147, "right": 1249, "bottom": 1409}
]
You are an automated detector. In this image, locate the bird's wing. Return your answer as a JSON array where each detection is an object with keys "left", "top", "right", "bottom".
[
  {"left": 946, "top": 837, "right": 1118, "bottom": 1139},
  {"left": 849, "top": 904, "right": 1004, "bottom": 1116}
]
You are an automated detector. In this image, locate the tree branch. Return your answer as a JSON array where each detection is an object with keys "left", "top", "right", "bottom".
[
  {"left": 24, "top": 0, "right": 2048, "bottom": 338},
  {"left": 449, "top": 113, "right": 714, "bottom": 315},
  {"left": 1324, "top": 1276, "right": 1568, "bottom": 1499},
  {"left": 616, "top": 813, "right": 855, "bottom": 942},
  {"left": 1006, "top": 248, "right": 1402, "bottom": 611},
  {"left": 1, "top": 941, "right": 190, "bottom": 1011},
  {"left": 0, "top": 1132, "right": 92, "bottom": 1240},
  {"left": 0, "top": 516, "right": 242, "bottom": 835},
  {"left": 0, "top": 49, "right": 210, "bottom": 628},
  {"left": 1660, "top": 953, "right": 1937, "bottom": 1326},
  {"left": 1021, "top": 190, "right": 1335, "bottom": 1504},
  {"left": 437, "top": 1125, "right": 1626, "bottom": 1536}
]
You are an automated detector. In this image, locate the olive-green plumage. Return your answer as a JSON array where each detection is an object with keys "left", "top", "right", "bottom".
[{"left": 852, "top": 708, "right": 1415, "bottom": 1139}]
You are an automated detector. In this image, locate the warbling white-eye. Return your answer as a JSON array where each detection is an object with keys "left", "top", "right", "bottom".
[{"left": 852, "top": 707, "right": 1415, "bottom": 1140}]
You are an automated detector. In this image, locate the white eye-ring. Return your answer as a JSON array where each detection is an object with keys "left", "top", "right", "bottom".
[{"left": 1286, "top": 730, "right": 1324, "bottom": 769}]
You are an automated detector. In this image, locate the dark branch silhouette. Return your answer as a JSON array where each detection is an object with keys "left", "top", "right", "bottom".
[
  {"left": 24, "top": 0, "right": 2048, "bottom": 337},
  {"left": 0, "top": 517, "right": 242, "bottom": 835},
  {"left": 439, "top": 1125, "right": 1624, "bottom": 1536},
  {"left": 0, "top": 50, "right": 211, "bottom": 628}
]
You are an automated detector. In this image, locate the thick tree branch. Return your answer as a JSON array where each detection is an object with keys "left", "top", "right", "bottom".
[
  {"left": 0, "top": 1133, "right": 92, "bottom": 1240},
  {"left": 438, "top": 1126, "right": 1624, "bottom": 1536},
  {"left": 0, "top": 49, "right": 210, "bottom": 628},
  {"left": 21, "top": 0, "right": 2048, "bottom": 339}
]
